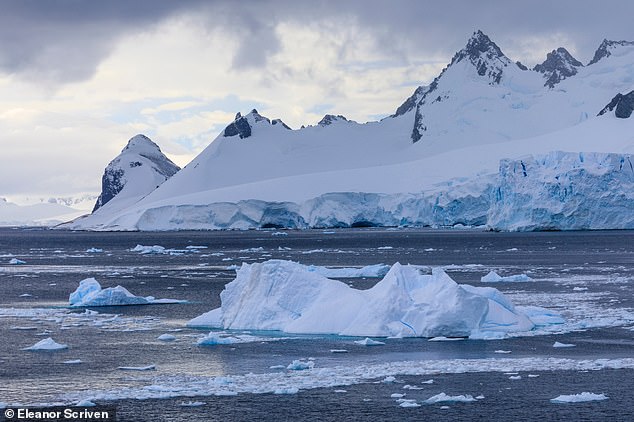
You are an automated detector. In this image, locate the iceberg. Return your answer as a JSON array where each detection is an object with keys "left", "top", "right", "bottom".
[
  {"left": 188, "top": 260, "right": 560, "bottom": 338},
  {"left": 9, "top": 258, "right": 26, "bottom": 265},
  {"left": 550, "top": 392, "right": 608, "bottom": 403},
  {"left": 69, "top": 278, "right": 185, "bottom": 307},
  {"left": 23, "top": 337, "right": 68, "bottom": 351},
  {"left": 480, "top": 271, "right": 532, "bottom": 282}
]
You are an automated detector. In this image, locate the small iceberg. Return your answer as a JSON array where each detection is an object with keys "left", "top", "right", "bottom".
[
  {"left": 425, "top": 393, "right": 476, "bottom": 404},
  {"left": 9, "top": 258, "right": 26, "bottom": 265},
  {"left": 85, "top": 248, "right": 103, "bottom": 253},
  {"left": 354, "top": 338, "right": 385, "bottom": 346},
  {"left": 23, "top": 337, "right": 68, "bottom": 351},
  {"left": 481, "top": 271, "right": 532, "bottom": 283},
  {"left": 287, "top": 360, "right": 314, "bottom": 370},
  {"left": 69, "top": 278, "right": 186, "bottom": 307},
  {"left": 157, "top": 334, "right": 176, "bottom": 342},
  {"left": 131, "top": 244, "right": 166, "bottom": 254},
  {"left": 550, "top": 392, "right": 608, "bottom": 403},
  {"left": 118, "top": 364, "right": 156, "bottom": 371},
  {"left": 553, "top": 341, "right": 576, "bottom": 348}
]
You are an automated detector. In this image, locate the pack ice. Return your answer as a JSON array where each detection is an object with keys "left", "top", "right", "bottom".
[{"left": 188, "top": 260, "right": 561, "bottom": 338}]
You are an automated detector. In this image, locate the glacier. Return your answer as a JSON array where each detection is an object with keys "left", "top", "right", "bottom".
[{"left": 187, "top": 260, "right": 561, "bottom": 338}]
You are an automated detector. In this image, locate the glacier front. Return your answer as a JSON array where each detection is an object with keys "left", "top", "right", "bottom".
[{"left": 188, "top": 260, "right": 562, "bottom": 338}]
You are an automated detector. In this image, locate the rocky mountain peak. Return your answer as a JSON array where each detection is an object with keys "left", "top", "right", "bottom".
[
  {"left": 318, "top": 114, "right": 349, "bottom": 126},
  {"left": 533, "top": 47, "right": 583, "bottom": 88},
  {"left": 588, "top": 39, "right": 634, "bottom": 65},
  {"left": 598, "top": 90, "right": 634, "bottom": 118},
  {"left": 450, "top": 30, "right": 510, "bottom": 84}
]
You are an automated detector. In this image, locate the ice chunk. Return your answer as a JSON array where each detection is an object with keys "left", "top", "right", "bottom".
[
  {"left": 197, "top": 334, "right": 239, "bottom": 345},
  {"left": 481, "top": 270, "right": 532, "bottom": 282},
  {"left": 550, "top": 392, "right": 608, "bottom": 403},
  {"left": 131, "top": 244, "right": 166, "bottom": 254},
  {"left": 63, "top": 359, "right": 82, "bottom": 364},
  {"left": 399, "top": 400, "right": 420, "bottom": 408},
  {"left": 69, "top": 278, "right": 184, "bottom": 307},
  {"left": 287, "top": 360, "right": 314, "bottom": 370},
  {"left": 23, "top": 337, "right": 68, "bottom": 351},
  {"left": 85, "top": 248, "right": 103, "bottom": 253},
  {"left": 75, "top": 399, "right": 96, "bottom": 407},
  {"left": 354, "top": 338, "right": 385, "bottom": 346},
  {"left": 158, "top": 334, "right": 176, "bottom": 342},
  {"left": 274, "top": 387, "right": 299, "bottom": 394},
  {"left": 553, "top": 341, "right": 575, "bottom": 348},
  {"left": 180, "top": 401, "right": 205, "bottom": 407},
  {"left": 190, "top": 260, "right": 556, "bottom": 338},
  {"left": 9, "top": 258, "right": 26, "bottom": 265},
  {"left": 425, "top": 393, "right": 476, "bottom": 404},
  {"left": 118, "top": 364, "right": 156, "bottom": 371}
]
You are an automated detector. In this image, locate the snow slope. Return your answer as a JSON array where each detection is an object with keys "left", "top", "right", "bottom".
[
  {"left": 0, "top": 197, "right": 85, "bottom": 226},
  {"left": 65, "top": 31, "right": 634, "bottom": 231}
]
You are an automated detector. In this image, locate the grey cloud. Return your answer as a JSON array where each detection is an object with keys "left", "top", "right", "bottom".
[{"left": 1, "top": 0, "right": 633, "bottom": 85}]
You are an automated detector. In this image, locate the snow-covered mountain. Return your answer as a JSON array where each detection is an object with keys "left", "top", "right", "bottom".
[
  {"left": 62, "top": 135, "right": 179, "bottom": 228},
  {"left": 65, "top": 31, "right": 634, "bottom": 231},
  {"left": 0, "top": 197, "right": 85, "bottom": 226}
]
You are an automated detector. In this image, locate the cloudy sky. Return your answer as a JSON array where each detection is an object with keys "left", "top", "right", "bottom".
[{"left": 1, "top": 0, "right": 632, "bottom": 202}]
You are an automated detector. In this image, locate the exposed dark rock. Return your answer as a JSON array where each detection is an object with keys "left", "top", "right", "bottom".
[
  {"left": 515, "top": 61, "right": 528, "bottom": 71},
  {"left": 223, "top": 115, "right": 252, "bottom": 138},
  {"left": 318, "top": 114, "right": 349, "bottom": 126},
  {"left": 92, "top": 168, "right": 124, "bottom": 212},
  {"left": 533, "top": 47, "right": 583, "bottom": 87},
  {"left": 588, "top": 39, "right": 634, "bottom": 65},
  {"left": 598, "top": 91, "right": 634, "bottom": 118},
  {"left": 272, "top": 119, "right": 291, "bottom": 130},
  {"left": 450, "top": 30, "right": 510, "bottom": 84}
]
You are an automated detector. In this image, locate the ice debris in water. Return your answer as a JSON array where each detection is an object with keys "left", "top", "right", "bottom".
[
  {"left": 23, "top": 337, "right": 68, "bottom": 351},
  {"left": 131, "top": 244, "right": 166, "bottom": 254},
  {"left": 550, "top": 392, "right": 608, "bottom": 403},
  {"left": 69, "top": 278, "right": 185, "bottom": 307},
  {"left": 354, "top": 338, "right": 385, "bottom": 346},
  {"left": 118, "top": 364, "right": 156, "bottom": 371},
  {"left": 287, "top": 360, "right": 314, "bottom": 370},
  {"left": 481, "top": 270, "right": 532, "bottom": 282},
  {"left": 85, "top": 248, "right": 103, "bottom": 253},
  {"left": 425, "top": 393, "right": 477, "bottom": 404},
  {"left": 188, "top": 260, "right": 562, "bottom": 338},
  {"left": 9, "top": 258, "right": 26, "bottom": 265},
  {"left": 180, "top": 401, "right": 205, "bottom": 407},
  {"left": 75, "top": 399, "right": 96, "bottom": 407},
  {"left": 553, "top": 341, "right": 576, "bottom": 348},
  {"left": 158, "top": 334, "right": 176, "bottom": 342}
]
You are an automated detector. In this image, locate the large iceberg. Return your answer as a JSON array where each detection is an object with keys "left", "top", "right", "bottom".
[
  {"left": 69, "top": 278, "right": 184, "bottom": 307},
  {"left": 188, "top": 260, "right": 559, "bottom": 338}
]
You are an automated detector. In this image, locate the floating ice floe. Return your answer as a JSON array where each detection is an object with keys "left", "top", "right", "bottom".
[
  {"left": 425, "top": 393, "right": 477, "bottom": 404},
  {"left": 85, "top": 248, "right": 103, "bottom": 253},
  {"left": 287, "top": 360, "right": 314, "bottom": 370},
  {"left": 63, "top": 359, "right": 82, "bottom": 364},
  {"left": 550, "top": 392, "right": 608, "bottom": 403},
  {"left": 481, "top": 271, "right": 532, "bottom": 283},
  {"left": 180, "top": 401, "right": 205, "bottom": 407},
  {"left": 9, "top": 258, "right": 26, "bottom": 265},
  {"left": 118, "top": 364, "right": 156, "bottom": 371},
  {"left": 23, "top": 337, "right": 68, "bottom": 351},
  {"left": 354, "top": 338, "right": 385, "bottom": 346},
  {"left": 553, "top": 341, "right": 576, "bottom": 348},
  {"left": 69, "top": 278, "right": 186, "bottom": 307},
  {"left": 158, "top": 334, "right": 176, "bottom": 342},
  {"left": 189, "top": 260, "right": 562, "bottom": 339},
  {"left": 75, "top": 399, "right": 96, "bottom": 407}
]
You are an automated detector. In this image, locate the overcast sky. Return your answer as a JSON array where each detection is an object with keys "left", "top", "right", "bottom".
[{"left": 1, "top": 0, "right": 633, "bottom": 201}]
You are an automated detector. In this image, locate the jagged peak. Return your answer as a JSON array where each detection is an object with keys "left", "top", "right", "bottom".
[
  {"left": 223, "top": 109, "right": 283, "bottom": 139},
  {"left": 588, "top": 39, "right": 634, "bottom": 65},
  {"left": 318, "top": 114, "right": 349, "bottom": 126},
  {"left": 449, "top": 30, "right": 511, "bottom": 84},
  {"left": 272, "top": 118, "right": 291, "bottom": 130},
  {"left": 533, "top": 47, "right": 583, "bottom": 88},
  {"left": 122, "top": 134, "right": 163, "bottom": 155}
]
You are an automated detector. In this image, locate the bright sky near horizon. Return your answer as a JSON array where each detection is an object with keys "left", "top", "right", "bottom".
[{"left": 1, "top": 0, "right": 632, "bottom": 201}]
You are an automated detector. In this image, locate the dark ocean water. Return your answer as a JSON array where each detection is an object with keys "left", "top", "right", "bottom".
[{"left": 1, "top": 228, "right": 634, "bottom": 421}]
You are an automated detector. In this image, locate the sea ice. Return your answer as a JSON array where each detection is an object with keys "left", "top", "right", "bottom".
[
  {"left": 189, "top": 260, "right": 559, "bottom": 338},
  {"left": 63, "top": 359, "right": 82, "bottom": 364},
  {"left": 550, "top": 392, "right": 608, "bottom": 403},
  {"left": 274, "top": 387, "right": 299, "bottom": 395},
  {"left": 481, "top": 270, "right": 532, "bottom": 282},
  {"left": 425, "top": 393, "right": 476, "bottom": 404},
  {"left": 131, "top": 244, "right": 166, "bottom": 254},
  {"left": 354, "top": 338, "right": 385, "bottom": 346},
  {"left": 85, "top": 248, "right": 103, "bottom": 253},
  {"left": 69, "top": 278, "right": 184, "bottom": 307},
  {"left": 118, "top": 365, "right": 156, "bottom": 371},
  {"left": 180, "top": 401, "right": 206, "bottom": 407},
  {"left": 158, "top": 334, "right": 176, "bottom": 342},
  {"left": 287, "top": 360, "right": 314, "bottom": 370},
  {"left": 9, "top": 258, "right": 26, "bottom": 265},
  {"left": 23, "top": 337, "right": 68, "bottom": 351},
  {"left": 553, "top": 341, "right": 576, "bottom": 348}
]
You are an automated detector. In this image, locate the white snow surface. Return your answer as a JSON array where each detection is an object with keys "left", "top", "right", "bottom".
[
  {"left": 69, "top": 278, "right": 185, "bottom": 307},
  {"left": 63, "top": 33, "right": 634, "bottom": 232},
  {"left": 188, "top": 260, "right": 560, "bottom": 338}
]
